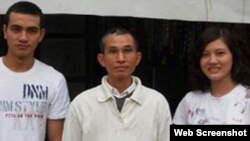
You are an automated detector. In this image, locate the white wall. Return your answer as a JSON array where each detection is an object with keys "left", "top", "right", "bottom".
[{"left": 0, "top": 0, "right": 249, "bottom": 24}]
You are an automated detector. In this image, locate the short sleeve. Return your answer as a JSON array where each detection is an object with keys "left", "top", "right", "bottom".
[{"left": 48, "top": 73, "right": 70, "bottom": 119}]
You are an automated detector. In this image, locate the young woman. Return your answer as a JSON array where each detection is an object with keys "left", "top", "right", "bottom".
[{"left": 173, "top": 26, "right": 250, "bottom": 124}]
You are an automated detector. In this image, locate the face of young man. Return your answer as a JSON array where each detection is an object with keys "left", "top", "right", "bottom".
[
  {"left": 200, "top": 38, "right": 233, "bottom": 84},
  {"left": 97, "top": 33, "right": 141, "bottom": 81},
  {"left": 3, "top": 12, "right": 45, "bottom": 59}
]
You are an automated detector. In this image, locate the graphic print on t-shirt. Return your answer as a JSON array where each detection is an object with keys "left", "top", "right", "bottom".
[{"left": 0, "top": 83, "right": 49, "bottom": 130}]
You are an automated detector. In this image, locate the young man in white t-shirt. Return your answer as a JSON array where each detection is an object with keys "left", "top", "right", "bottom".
[{"left": 0, "top": 1, "right": 70, "bottom": 141}]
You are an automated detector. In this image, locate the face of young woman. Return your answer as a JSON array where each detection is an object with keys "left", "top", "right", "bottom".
[{"left": 200, "top": 38, "right": 233, "bottom": 83}]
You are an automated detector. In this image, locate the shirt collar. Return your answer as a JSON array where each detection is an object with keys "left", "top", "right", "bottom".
[
  {"left": 98, "top": 75, "right": 145, "bottom": 105},
  {"left": 104, "top": 76, "right": 136, "bottom": 99}
]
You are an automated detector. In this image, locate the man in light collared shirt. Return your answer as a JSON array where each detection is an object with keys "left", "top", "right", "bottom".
[{"left": 62, "top": 27, "right": 172, "bottom": 141}]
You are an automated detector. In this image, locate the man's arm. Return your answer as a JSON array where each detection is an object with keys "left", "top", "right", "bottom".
[{"left": 47, "top": 119, "right": 64, "bottom": 141}]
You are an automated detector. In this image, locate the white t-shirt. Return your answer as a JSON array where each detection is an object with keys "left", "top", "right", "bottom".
[
  {"left": 173, "top": 84, "right": 250, "bottom": 124},
  {"left": 0, "top": 57, "right": 70, "bottom": 141}
]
